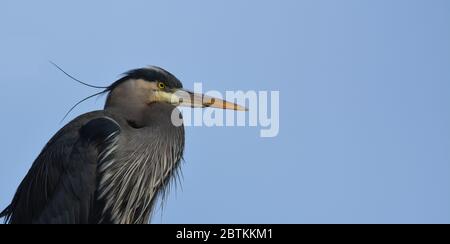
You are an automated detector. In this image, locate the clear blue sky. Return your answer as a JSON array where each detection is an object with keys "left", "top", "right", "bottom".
[{"left": 1, "top": 0, "right": 449, "bottom": 224}]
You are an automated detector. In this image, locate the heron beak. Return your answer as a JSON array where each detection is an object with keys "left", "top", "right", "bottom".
[{"left": 156, "top": 89, "right": 247, "bottom": 111}]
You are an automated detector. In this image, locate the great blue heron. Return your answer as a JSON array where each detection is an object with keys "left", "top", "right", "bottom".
[{"left": 0, "top": 66, "right": 246, "bottom": 224}]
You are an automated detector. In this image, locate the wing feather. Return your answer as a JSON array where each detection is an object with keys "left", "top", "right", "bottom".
[{"left": 1, "top": 113, "right": 120, "bottom": 224}]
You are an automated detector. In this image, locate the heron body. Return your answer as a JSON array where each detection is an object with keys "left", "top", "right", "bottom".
[{"left": 0, "top": 66, "right": 245, "bottom": 224}]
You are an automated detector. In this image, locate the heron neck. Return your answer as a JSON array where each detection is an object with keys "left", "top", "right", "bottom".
[{"left": 105, "top": 102, "right": 182, "bottom": 129}]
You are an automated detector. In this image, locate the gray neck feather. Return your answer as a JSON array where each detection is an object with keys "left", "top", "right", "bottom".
[{"left": 98, "top": 104, "right": 185, "bottom": 224}]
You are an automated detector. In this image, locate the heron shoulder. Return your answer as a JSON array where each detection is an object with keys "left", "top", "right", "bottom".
[{"left": 79, "top": 117, "right": 121, "bottom": 145}]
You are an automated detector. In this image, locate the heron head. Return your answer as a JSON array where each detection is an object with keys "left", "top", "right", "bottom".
[{"left": 104, "top": 66, "right": 246, "bottom": 127}]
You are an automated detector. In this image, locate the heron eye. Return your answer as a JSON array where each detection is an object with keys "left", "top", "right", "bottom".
[{"left": 157, "top": 82, "right": 166, "bottom": 89}]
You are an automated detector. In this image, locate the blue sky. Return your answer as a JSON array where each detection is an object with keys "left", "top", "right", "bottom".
[{"left": 1, "top": 0, "right": 449, "bottom": 223}]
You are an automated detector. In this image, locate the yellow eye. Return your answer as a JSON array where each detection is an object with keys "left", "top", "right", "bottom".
[{"left": 157, "top": 82, "right": 166, "bottom": 89}]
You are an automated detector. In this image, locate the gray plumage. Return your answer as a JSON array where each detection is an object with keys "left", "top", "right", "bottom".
[{"left": 1, "top": 67, "right": 185, "bottom": 224}]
